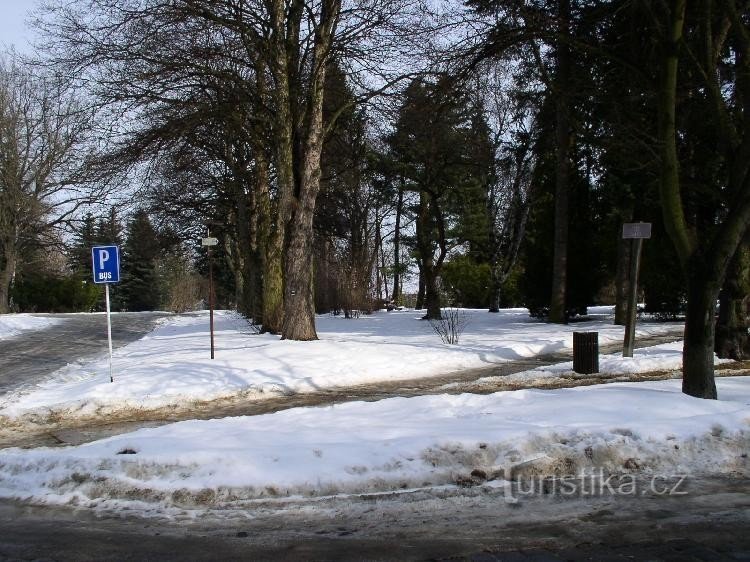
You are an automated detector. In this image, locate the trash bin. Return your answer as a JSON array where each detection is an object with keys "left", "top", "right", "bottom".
[{"left": 573, "top": 331, "right": 599, "bottom": 374}]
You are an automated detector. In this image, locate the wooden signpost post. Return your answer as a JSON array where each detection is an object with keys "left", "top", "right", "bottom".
[
  {"left": 622, "top": 223, "right": 652, "bottom": 357},
  {"left": 202, "top": 233, "right": 219, "bottom": 359}
]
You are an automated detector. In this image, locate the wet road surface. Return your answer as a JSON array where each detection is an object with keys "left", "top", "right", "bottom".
[
  {"left": 0, "top": 312, "right": 170, "bottom": 395},
  {"left": 0, "top": 476, "right": 746, "bottom": 560}
]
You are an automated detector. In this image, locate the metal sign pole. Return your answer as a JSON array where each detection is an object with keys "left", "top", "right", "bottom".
[{"left": 105, "top": 283, "right": 114, "bottom": 382}]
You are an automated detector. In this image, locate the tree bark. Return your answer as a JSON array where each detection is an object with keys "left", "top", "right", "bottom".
[
  {"left": 416, "top": 190, "right": 442, "bottom": 320},
  {"left": 263, "top": 0, "right": 298, "bottom": 335},
  {"left": 377, "top": 222, "right": 389, "bottom": 302},
  {"left": 416, "top": 262, "right": 425, "bottom": 310},
  {"left": 715, "top": 241, "right": 750, "bottom": 360},
  {"left": 235, "top": 184, "right": 254, "bottom": 318},
  {"left": 282, "top": 198, "right": 318, "bottom": 339},
  {"left": 683, "top": 273, "right": 719, "bottom": 399},
  {"left": 392, "top": 175, "right": 404, "bottom": 305},
  {"left": 0, "top": 241, "right": 16, "bottom": 314},
  {"left": 252, "top": 153, "right": 270, "bottom": 325},
  {"left": 549, "top": 0, "right": 572, "bottom": 324},
  {"left": 279, "top": 0, "right": 340, "bottom": 340},
  {"left": 424, "top": 267, "right": 441, "bottom": 320},
  {"left": 488, "top": 263, "right": 501, "bottom": 313},
  {"left": 656, "top": 0, "right": 727, "bottom": 399}
]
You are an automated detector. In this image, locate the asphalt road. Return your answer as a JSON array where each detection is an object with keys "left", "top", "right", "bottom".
[
  {"left": 0, "top": 476, "right": 746, "bottom": 561},
  {"left": 0, "top": 312, "right": 170, "bottom": 395}
]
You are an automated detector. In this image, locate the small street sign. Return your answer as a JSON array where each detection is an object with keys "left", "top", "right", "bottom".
[
  {"left": 91, "top": 245, "right": 121, "bottom": 284},
  {"left": 622, "top": 223, "right": 652, "bottom": 239},
  {"left": 201, "top": 237, "right": 219, "bottom": 246}
]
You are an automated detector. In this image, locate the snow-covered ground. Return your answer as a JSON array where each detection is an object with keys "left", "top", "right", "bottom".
[
  {"left": 0, "top": 377, "right": 746, "bottom": 512},
  {"left": 0, "top": 314, "right": 60, "bottom": 341},
  {"left": 471, "top": 340, "right": 733, "bottom": 388},
  {"left": 0, "top": 308, "right": 683, "bottom": 422}
]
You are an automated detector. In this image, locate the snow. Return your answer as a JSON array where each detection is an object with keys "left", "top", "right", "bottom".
[
  {"left": 480, "top": 340, "right": 733, "bottom": 387},
  {"left": 0, "top": 314, "right": 60, "bottom": 341},
  {"left": 0, "top": 377, "right": 747, "bottom": 510},
  {"left": 0, "top": 308, "right": 683, "bottom": 421}
]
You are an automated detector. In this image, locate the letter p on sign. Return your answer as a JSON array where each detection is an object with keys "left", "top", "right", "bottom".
[{"left": 92, "top": 245, "right": 120, "bottom": 284}]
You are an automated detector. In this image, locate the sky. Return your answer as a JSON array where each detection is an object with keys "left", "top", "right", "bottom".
[{"left": 0, "top": 1, "right": 37, "bottom": 53}]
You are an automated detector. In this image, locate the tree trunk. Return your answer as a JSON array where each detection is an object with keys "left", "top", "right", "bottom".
[
  {"left": 489, "top": 263, "right": 501, "bottom": 313},
  {"left": 235, "top": 185, "right": 254, "bottom": 318},
  {"left": 281, "top": 128, "right": 323, "bottom": 340},
  {"left": 263, "top": 4, "right": 295, "bottom": 334},
  {"left": 653, "top": 0, "right": 750, "bottom": 398},
  {"left": 252, "top": 155, "right": 270, "bottom": 325},
  {"left": 549, "top": 0, "right": 572, "bottom": 324},
  {"left": 377, "top": 223, "right": 388, "bottom": 302},
  {"left": 683, "top": 274, "right": 719, "bottom": 399},
  {"left": 715, "top": 241, "right": 750, "bottom": 359},
  {"left": 392, "top": 176, "right": 404, "bottom": 305},
  {"left": 424, "top": 267, "right": 441, "bottom": 320},
  {"left": 282, "top": 200, "right": 318, "bottom": 340},
  {"left": 416, "top": 263, "right": 425, "bottom": 310},
  {"left": 281, "top": 58, "right": 329, "bottom": 340},
  {"left": 0, "top": 242, "right": 16, "bottom": 314},
  {"left": 416, "top": 191, "right": 442, "bottom": 320}
]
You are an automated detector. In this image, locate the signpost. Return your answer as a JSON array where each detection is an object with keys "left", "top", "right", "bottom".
[
  {"left": 202, "top": 233, "right": 218, "bottom": 359},
  {"left": 91, "top": 245, "right": 120, "bottom": 382},
  {"left": 622, "top": 223, "right": 652, "bottom": 358}
]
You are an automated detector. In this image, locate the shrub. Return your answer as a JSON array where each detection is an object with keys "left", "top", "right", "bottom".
[
  {"left": 429, "top": 307, "right": 469, "bottom": 344},
  {"left": 11, "top": 273, "right": 100, "bottom": 312}
]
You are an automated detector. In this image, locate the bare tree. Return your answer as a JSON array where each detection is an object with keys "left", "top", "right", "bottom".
[
  {"left": 36, "top": 0, "right": 430, "bottom": 339},
  {"left": 0, "top": 55, "right": 103, "bottom": 313}
]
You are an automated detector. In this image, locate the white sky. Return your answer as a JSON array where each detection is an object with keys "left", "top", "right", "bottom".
[{"left": 0, "top": 0, "right": 37, "bottom": 53}]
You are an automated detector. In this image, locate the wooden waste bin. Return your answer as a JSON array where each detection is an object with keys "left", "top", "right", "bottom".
[{"left": 573, "top": 331, "right": 599, "bottom": 374}]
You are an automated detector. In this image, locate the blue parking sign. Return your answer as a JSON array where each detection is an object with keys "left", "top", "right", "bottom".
[{"left": 92, "top": 245, "right": 120, "bottom": 284}]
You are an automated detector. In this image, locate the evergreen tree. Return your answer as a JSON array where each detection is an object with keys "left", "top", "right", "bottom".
[
  {"left": 95, "top": 207, "right": 125, "bottom": 309},
  {"left": 388, "top": 78, "right": 493, "bottom": 318},
  {"left": 120, "top": 210, "right": 162, "bottom": 311},
  {"left": 95, "top": 207, "right": 124, "bottom": 246},
  {"left": 70, "top": 213, "right": 98, "bottom": 279}
]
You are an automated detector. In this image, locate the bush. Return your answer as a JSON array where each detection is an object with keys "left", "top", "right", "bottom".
[
  {"left": 11, "top": 273, "right": 100, "bottom": 312},
  {"left": 429, "top": 307, "right": 469, "bottom": 344},
  {"left": 441, "top": 256, "right": 491, "bottom": 308}
]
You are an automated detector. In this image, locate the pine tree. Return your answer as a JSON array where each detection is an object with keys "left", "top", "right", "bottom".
[
  {"left": 70, "top": 213, "right": 98, "bottom": 280},
  {"left": 120, "top": 210, "right": 162, "bottom": 311},
  {"left": 94, "top": 207, "right": 125, "bottom": 309},
  {"left": 388, "top": 78, "right": 492, "bottom": 319}
]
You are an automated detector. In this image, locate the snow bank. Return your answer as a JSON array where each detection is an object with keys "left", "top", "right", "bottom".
[
  {"left": 0, "top": 308, "right": 681, "bottom": 421},
  {"left": 0, "top": 314, "right": 60, "bottom": 341},
  {"left": 0, "top": 378, "right": 746, "bottom": 510}
]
